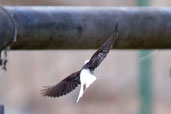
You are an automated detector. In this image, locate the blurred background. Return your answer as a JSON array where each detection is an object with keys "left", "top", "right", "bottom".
[{"left": 0, "top": 0, "right": 171, "bottom": 114}]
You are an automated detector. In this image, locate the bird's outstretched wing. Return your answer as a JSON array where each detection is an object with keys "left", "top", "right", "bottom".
[
  {"left": 83, "top": 22, "right": 118, "bottom": 71},
  {"left": 41, "top": 71, "right": 81, "bottom": 97}
]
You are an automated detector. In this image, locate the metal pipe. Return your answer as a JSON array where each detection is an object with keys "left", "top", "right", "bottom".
[
  {"left": 0, "top": 6, "right": 16, "bottom": 50},
  {"left": 2, "top": 6, "right": 171, "bottom": 49},
  {"left": 0, "top": 105, "right": 4, "bottom": 114}
]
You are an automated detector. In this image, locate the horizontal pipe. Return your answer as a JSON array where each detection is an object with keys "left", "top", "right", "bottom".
[{"left": 2, "top": 6, "right": 171, "bottom": 49}]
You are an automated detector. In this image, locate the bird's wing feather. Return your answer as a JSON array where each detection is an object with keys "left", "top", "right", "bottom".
[
  {"left": 41, "top": 71, "right": 80, "bottom": 97},
  {"left": 84, "top": 23, "right": 118, "bottom": 71}
]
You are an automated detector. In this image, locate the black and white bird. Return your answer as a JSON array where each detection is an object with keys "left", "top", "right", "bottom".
[{"left": 41, "top": 23, "right": 118, "bottom": 102}]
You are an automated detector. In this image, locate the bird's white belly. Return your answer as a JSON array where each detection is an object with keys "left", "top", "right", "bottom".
[
  {"left": 77, "top": 69, "right": 96, "bottom": 102},
  {"left": 80, "top": 69, "right": 96, "bottom": 88}
]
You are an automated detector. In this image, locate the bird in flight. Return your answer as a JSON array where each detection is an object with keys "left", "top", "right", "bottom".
[{"left": 41, "top": 22, "right": 118, "bottom": 102}]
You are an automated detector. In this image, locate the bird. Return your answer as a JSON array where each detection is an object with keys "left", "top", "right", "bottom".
[{"left": 41, "top": 22, "right": 118, "bottom": 102}]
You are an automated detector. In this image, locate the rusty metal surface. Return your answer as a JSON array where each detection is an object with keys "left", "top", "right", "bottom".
[{"left": 2, "top": 6, "right": 171, "bottom": 49}]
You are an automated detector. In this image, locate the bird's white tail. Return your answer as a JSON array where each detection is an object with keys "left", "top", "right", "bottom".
[{"left": 77, "top": 69, "right": 96, "bottom": 103}]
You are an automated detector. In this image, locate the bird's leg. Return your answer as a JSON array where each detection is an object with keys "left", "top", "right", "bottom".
[{"left": 83, "top": 84, "right": 87, "bottom": 92}]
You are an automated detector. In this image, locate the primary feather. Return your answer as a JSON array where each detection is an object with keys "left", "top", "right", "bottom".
[
  {"left": 83, "top": 22, "right": 118, "bottom": 71},
  {"left": 41, "top": 71, "right": 80, "bottom": 97}
]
